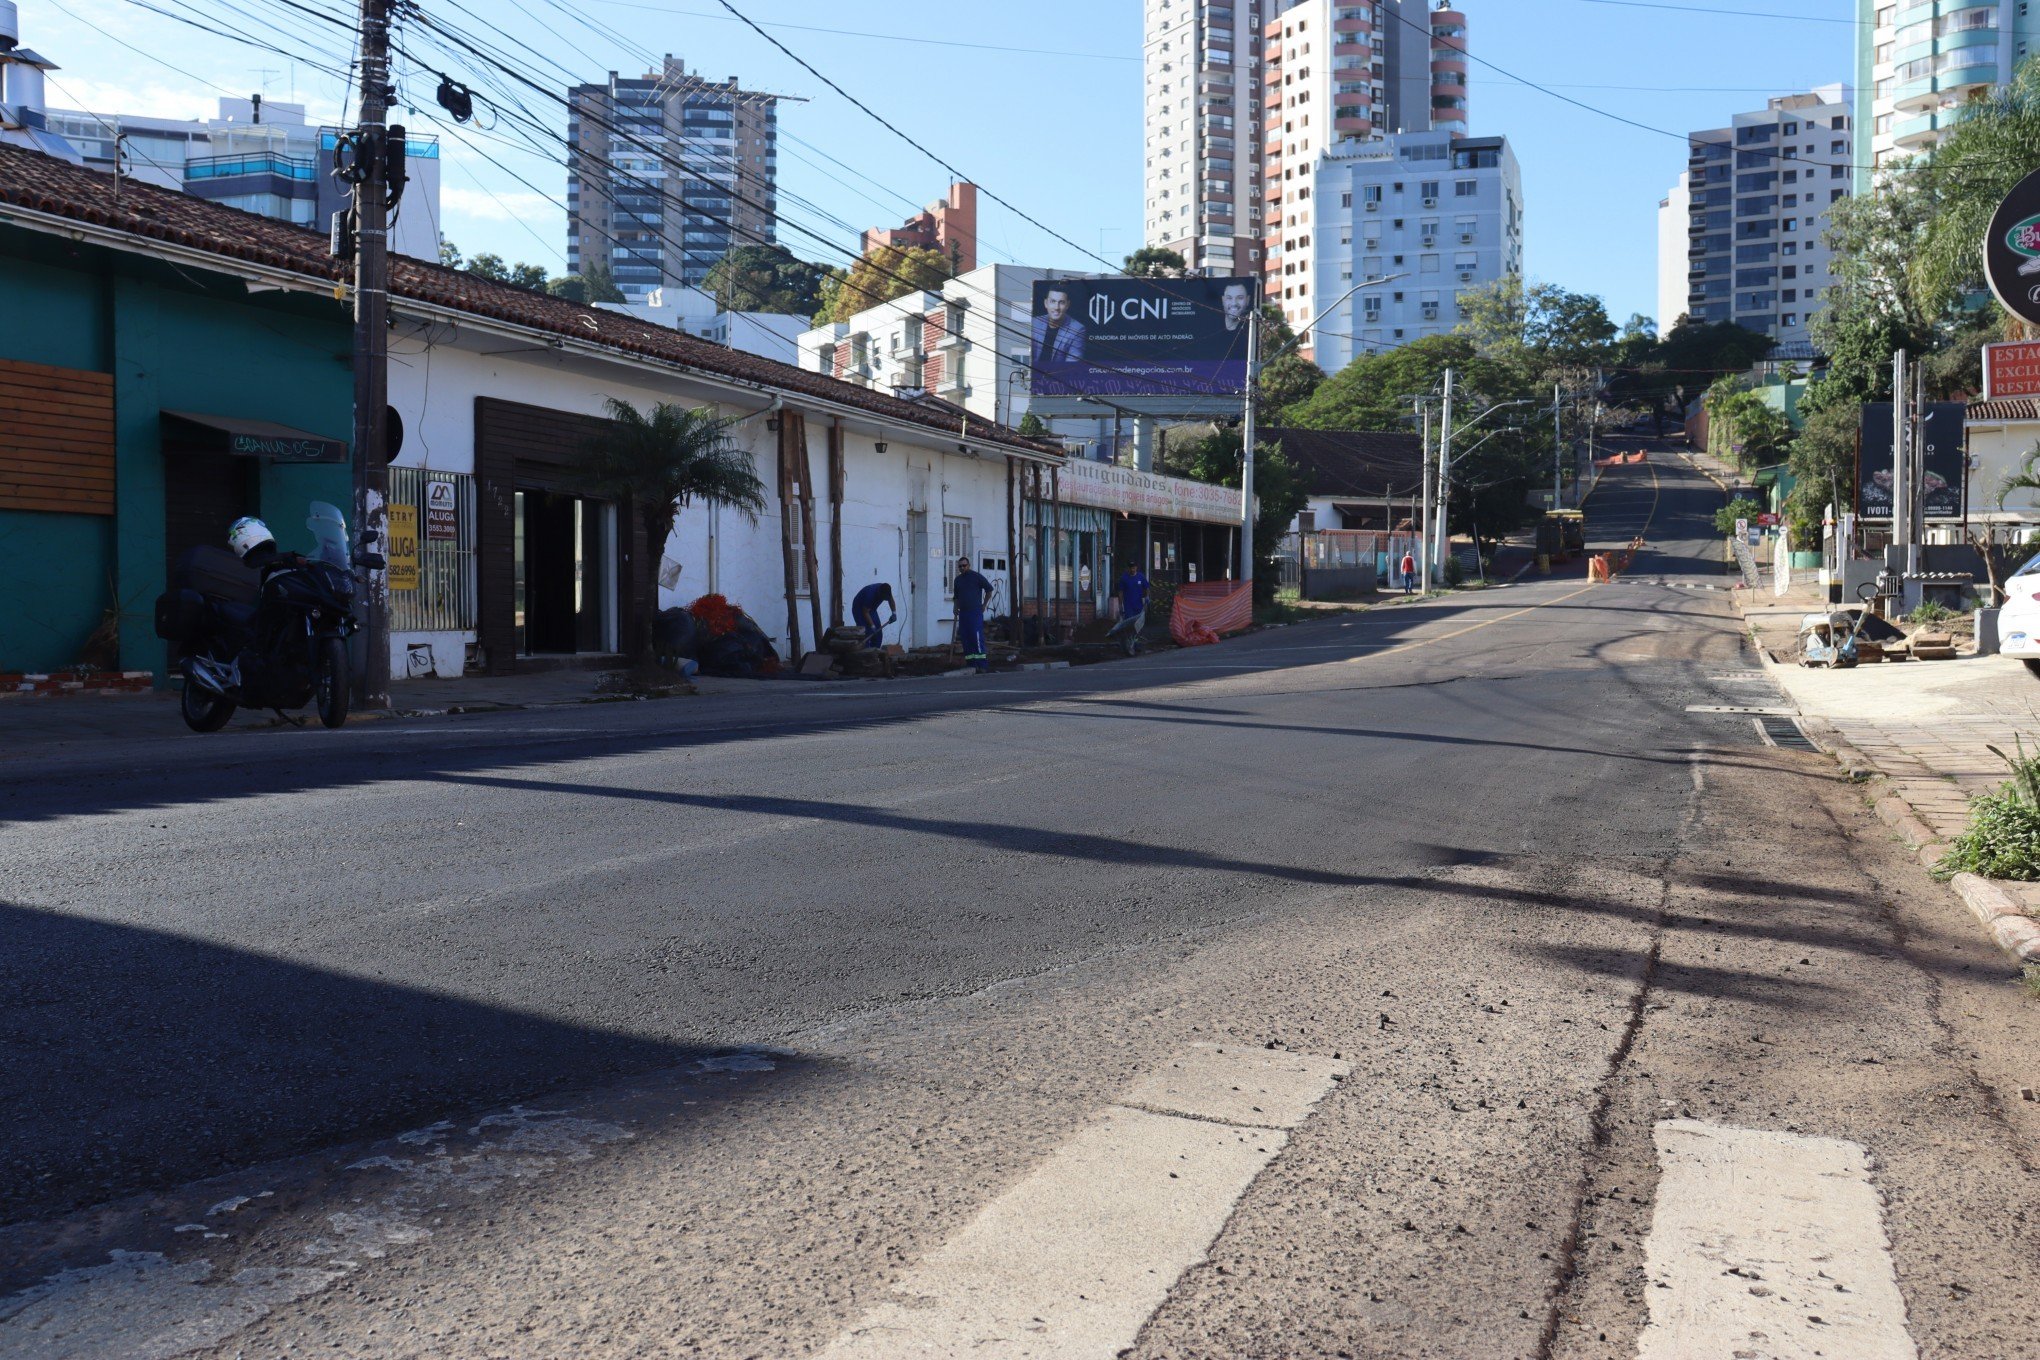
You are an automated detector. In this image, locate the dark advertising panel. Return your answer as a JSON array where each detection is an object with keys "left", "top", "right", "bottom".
[
  {"left": 1858, "top": 402, "right": 1965, "bottom": 519},
  {"left": 1028, "top": 277, "right": 1255, "bottom": 398}
]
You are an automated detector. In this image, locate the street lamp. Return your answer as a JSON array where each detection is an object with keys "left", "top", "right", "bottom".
[{"left": 1241, "top": 272, "right": 1407, "bottom": 592}]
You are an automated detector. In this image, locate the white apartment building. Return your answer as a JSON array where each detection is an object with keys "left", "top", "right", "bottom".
[
  {"left": 40, "top": 96, "right": 444, "bottom": 260},
  {"left": 795, "top": 264, "right": 1132, "bottom": 461},
  {"left": 1143, "top": 0, "right": 1265, "bottom": 275},
  {"left": 597, "top": 287, "right": 807, "bottom": 366},
  {"left": 1262, "top": 1, "right": 1469, "bottom": 350},
  {"left": 1856, "top": 0, "right": 2035, "bottom": 178},
  {"left": 1655, "top": 172, "right": 1691, "bottom": 334},
  {"left": 1673, "top": 85, "right": 1852, "bottom": 350},
  {"left": 1306, "top": 130, "right": 1520, "bottom": 374},
  {"left": 1143, "top": 0, "right": 1467, "bottom": 281}
]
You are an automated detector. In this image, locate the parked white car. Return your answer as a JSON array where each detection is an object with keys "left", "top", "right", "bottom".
[{"left": 1999, "top": 550, "right": 2040, "bottom": 674}]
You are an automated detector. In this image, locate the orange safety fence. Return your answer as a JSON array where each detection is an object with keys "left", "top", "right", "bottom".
[
  {"left": 1591, "top": 450, "right": 1651, "bottom": 467},
  {"left": 1169, "top": 581, "right": 1254, "bottom": 647},
  {"left": 1588, "top": 536, "right": 1649, "bottom": 584}
]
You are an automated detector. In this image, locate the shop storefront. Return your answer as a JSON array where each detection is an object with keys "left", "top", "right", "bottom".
[{"left": 1018, "top": 458, "right": 1243, "bottom": 632}]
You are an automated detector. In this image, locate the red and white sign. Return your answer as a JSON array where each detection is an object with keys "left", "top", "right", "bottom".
[
  {"left": 1757, "top": 512, "right": 1780, "bottom": 527},
  {"left": 1984, "top": 341, "right": 2040, "bottom": 399},
  {"left": 1056, "top": 459, "right": 1244, "bottom": 526}
]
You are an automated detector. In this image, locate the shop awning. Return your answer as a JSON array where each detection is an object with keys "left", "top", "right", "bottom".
[{"left": 161, "top": 410, "right": 349, "bottom": 464}]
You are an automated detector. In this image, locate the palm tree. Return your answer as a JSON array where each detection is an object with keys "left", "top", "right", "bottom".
[
  {"left": 1911, "top": 57, "right": 2040, "bottom": 324},
  {"left": 580, "top": 397, "right": 767, "bottom": 658}
]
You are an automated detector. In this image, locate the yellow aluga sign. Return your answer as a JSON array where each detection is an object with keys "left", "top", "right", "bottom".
[{"left": 387, "top": 503, "right": 420, "bottom": 591}]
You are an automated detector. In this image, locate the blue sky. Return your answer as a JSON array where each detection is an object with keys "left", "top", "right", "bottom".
[{"left": 27, "top": 0, "right": 1855, "bottom": 327}]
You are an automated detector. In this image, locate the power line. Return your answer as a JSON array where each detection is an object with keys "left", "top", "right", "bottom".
[
  {"left": 571, "top": 0, "right": 1139, "bottom": 62},
  {"left": 1577, "top": 0, "right": 1867, "bottom": 24}
]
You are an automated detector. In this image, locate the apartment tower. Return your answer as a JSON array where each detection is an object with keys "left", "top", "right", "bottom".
[
  {"left": 567, "top": 58, "right": 784, "bottom": 300},
  {"left": 1142, "top": 0, "right": 1463, "bottom": 282},
  {"left": 1855, "top": 0, "right": 2037, "bottom": 182},
  {"left": 1669, "top": 85, "right": 1852, "bottom": 350},
  {"left": 1260, "top": 0, "right": 1473, "bottom": 353}
]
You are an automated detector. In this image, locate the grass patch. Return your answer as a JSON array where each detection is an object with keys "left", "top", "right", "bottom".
[
  {"left": 1935, "top": 738, "right": 2040, "bottom": 881},
  {"left": 2023, "top": 965, "right": 2040, "bottom": 1001}
]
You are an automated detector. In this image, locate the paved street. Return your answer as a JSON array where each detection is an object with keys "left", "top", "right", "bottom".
[{"left": 5, "top": 456, "right": 2040, "bottom": 1358}]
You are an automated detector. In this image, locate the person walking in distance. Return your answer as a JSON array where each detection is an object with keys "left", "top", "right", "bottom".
[
  {"left": 1107, "top": 558, "right": 1150, "bottom": 655},
  {"left": 850, "top": 580, "right": 896, "bottom": 649},
  {"left": 952, "top": 556, "right": 994, "bottom": 673},
  {"left": 1399, "top": 548, "right": 1418, "bottom": 594}
]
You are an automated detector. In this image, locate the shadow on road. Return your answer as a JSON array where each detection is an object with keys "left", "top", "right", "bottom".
[{"left": 0, "top": 900, "right": 753, "bottom": 1230}]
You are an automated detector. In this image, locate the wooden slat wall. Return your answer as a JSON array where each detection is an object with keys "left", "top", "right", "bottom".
[{"left": 0, "top": 358, "right": 116, "bottom": 515}]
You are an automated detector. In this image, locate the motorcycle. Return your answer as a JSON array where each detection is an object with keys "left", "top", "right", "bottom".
[{"left": 153, "top": 504, "right": 385, "bottom": 733}]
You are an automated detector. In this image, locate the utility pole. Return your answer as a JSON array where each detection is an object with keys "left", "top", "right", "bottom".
[
  {"left": 1239, "top": 303, "right": 1260, "bottom": 588},
  {"left": 1418, "top": 400, "right": 1433, "bottom": 590},
  {"left": 349, "top": 0, "right": 392, "bottom": 707},
  {"left": 1434, "top": 367, "right": 1455, "bottom": 583},
  {"left": 1892, "top": 349, "right": 1911, "bottom": 577},
  {"left": 1552, "top": 382, "right": 1563, "bottom": 510}
]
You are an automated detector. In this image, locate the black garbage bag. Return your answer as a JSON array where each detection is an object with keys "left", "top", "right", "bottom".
[{"left": 653, "top": 606, "right": 698, "bottom": 661}]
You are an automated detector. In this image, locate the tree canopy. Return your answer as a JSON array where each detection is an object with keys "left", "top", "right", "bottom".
[
  {"left": 1123, "top": 246, "right": 1188, "bottom": 278},
  {"left": 439, "top": 239, "right": 623, "bottom": 304},
  {"left": 814, "top": 243, "right": 956, "bottom": 325},
  {"left": 704, "top": 245, "right": 836, "bottom": 317}
]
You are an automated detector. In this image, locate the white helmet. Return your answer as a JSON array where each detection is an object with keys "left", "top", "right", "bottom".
[{"left": 227, "top": 516, "right": 275, "bottom": 559}]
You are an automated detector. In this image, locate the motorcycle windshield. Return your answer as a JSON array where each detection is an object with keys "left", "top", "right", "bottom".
[{"left": 307, "top": 502, "right": 350, "bottom": 569}]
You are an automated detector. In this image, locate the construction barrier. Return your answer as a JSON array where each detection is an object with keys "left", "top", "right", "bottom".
[
  {"left": 1170, "top": 581, "right": 1254, "bottom": 647},
  {"left": 1591, "top": 450, "right": 1651, "bottom": 468},
  {"left": 1588, "top": 536, "right": 1649, "bottom": 584}
]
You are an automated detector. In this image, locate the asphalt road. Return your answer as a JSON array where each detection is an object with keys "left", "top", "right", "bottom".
[{"left": 4, "top": 452, "right": 2038, "bottom": 1359}]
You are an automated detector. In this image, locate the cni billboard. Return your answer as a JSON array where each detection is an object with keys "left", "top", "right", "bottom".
[{"left": 1028, "top": 277, "right": 1255, "bottom": 398}]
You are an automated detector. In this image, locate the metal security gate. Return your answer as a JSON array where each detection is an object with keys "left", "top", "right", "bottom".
[{"left": 388, "top": 465, "right": 477, "bottom": 632}]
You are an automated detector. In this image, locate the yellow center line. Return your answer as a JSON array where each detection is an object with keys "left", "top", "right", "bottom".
[{"left": 1345, "top": 460, "right": 1663, "bottom": 665}]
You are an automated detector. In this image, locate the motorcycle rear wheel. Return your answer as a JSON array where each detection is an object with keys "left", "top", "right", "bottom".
[
  {"left": 315, "top": 638, "right": 350, "bottom": 729},
  {"left": 180, "top": 675, "right": 236, "bottom": 733}
]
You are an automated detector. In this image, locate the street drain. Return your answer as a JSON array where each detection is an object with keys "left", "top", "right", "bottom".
[{"left": 1753, "top": 715, "right": 1817, "bottom": 751}]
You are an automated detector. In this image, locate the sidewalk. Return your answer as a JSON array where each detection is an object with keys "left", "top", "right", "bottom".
[{"left": 1739, "top": 588, "right": 2040, "bottom": 963}]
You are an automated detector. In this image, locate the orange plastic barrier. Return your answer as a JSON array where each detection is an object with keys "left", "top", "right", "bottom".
[
  {"left": 1169, "top": 581, "right": 1254, "bottom": 646},
  {"left": 1589, "top": 537, "right": 1648, "bottom": 583}
]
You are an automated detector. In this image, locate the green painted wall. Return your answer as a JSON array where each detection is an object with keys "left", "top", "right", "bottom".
[{"left": 0, "top": 226, "right": 352, "bottom": 676}]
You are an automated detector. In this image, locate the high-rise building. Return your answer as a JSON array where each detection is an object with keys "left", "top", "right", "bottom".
[
  {"left": 1856, "top": 0, "right": 2035, "bottom": 181},
  {"left": 1142, "top": 0, "right": 1460, "bottom": 280},
  {"left": 862, "top": 182, "right": 979, "bottom": 273},
  {"left": 1262, "top": 1, "right": 1470, "bottom": 343},
  {"left": 1306, "top": 129, "right": 1520, "bottom": 373},
  {"left": 1673, "top": 85, "right": 1853, "bottom": 350},
  {"left": 568, "top": 58, "right": 784, "bottom": 300},
  {"left": 1655, "top": 172, "right": 1691, "bottom": 335}
]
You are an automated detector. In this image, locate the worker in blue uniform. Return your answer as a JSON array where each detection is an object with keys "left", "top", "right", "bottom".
[
  {"left": 952, "top": 556, "right": 994, "bottom": 673},
  {"left": 851, "top": 581, "right": 896, "bottom": 649}
]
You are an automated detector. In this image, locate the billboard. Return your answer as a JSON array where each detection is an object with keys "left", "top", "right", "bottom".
[
  {"left": 1858, "top": 402, "right": 1965, "bottom": 520},
  {"left": 1027, "top": 277, "right": 1255, "bottom": 398}
]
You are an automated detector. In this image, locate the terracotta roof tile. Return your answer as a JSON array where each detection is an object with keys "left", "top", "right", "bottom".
[
  {"left": 1968, "top": 398, "right": 2040, "bottom": 421},
  {"left": 0, "top": 142, "right": 1058, "bottom": 457}
]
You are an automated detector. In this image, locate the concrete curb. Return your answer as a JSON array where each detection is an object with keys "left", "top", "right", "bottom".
[
  {"left": 1739, "top": 630, "right": 2040, "bottom": 971},
  {"left": 1948, "top": 873, "right": 2040, "bottom": 966}
]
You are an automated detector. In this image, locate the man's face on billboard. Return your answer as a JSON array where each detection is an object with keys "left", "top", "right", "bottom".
[
  {"left": 1044, "top": 290, "right": 1070, "bottom": 323},
  {"left": 1223, "top": 285, "right": 1250, "bottom": 324}
]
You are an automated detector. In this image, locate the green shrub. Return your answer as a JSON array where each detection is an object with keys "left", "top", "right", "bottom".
[
  {"left": 1936, "top": 738, "right": 2040, "bottom": 880},
  {"left": 1907, "top": 600, "right": 1954, "bottom": 626},
  {"left": 1443, "top": 556, "right": 1466, "bottom": 587},
  {"left": 1713, "top": 497, "right": 1764, "bottom": 537}
]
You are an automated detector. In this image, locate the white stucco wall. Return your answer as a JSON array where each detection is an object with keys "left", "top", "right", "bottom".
[
  {"left": 385, "top": 319, "right": 1024, "bottom": 676},
  {"left": 1962, "top": 420, "right": 2040, "bottom": 522}
]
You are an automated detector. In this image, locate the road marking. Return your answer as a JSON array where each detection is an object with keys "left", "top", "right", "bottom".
[
  {"left": 1686, "top": 705, "right": 1796, "bottom": 716},
  {"left": 1639, "top": 1120, "right": 1917, "bottom": 1360},
  {"left": 817, "top": 1044, "right": 1346, "bottom": 1359}
]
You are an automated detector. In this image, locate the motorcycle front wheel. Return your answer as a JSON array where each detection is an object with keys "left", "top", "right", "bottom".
[
  {"left": 315, "top": 637, "right": 350, "bottom": 729},
  {"left": 179, "top": 674, "right": 236, "bottom": 733}
]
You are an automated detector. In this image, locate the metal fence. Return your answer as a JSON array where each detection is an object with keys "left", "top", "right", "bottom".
[{"left": 387, "top": 466, "right": 477, "bottom": 632}]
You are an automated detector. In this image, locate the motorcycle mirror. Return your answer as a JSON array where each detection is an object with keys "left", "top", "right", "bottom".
[{"left": 355, "top": 551, "right": 388, "bottom": 571}]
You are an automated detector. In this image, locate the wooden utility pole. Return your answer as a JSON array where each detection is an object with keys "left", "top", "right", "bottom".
[{"left": 350, "top": 0, "right": 392, "bottom": 705}]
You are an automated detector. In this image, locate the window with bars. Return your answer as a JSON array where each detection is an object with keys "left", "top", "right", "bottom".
[
  {"left": 943, "top": 515, "right": 972, "bottom": 597},
  {"left": 387, "top": 466, "right": 478, "bottom": 632}
]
